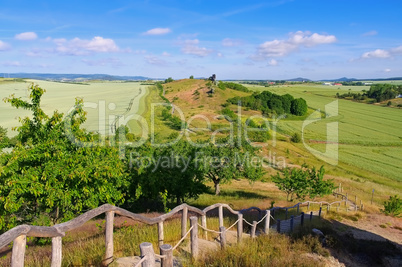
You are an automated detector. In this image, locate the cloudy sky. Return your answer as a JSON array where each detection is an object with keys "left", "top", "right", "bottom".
[{"left": 0, "top": 0, "right": 401, "bottom": 80}]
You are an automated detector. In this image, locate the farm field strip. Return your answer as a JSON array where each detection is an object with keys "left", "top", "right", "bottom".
[{"left": 0, "top": 80, "right": 148, "bottom": 136}]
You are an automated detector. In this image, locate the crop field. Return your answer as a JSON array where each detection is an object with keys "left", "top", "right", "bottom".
[
  {"left": 246, "top": 83, "right": 402, "bottom": 183},
  {"left": 0, "top": 79, "right": 148, "bottom": 136}
]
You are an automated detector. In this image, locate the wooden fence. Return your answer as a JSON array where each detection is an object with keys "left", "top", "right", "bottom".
[{"left": 0, "top": 192, "right": 363, "bottom": 267}]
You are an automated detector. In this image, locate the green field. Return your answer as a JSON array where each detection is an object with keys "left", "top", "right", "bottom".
[
  {"left": 246, "top": 83, "right": 402, "bottom": 183},
  {"left": 0, "top": 79, "right": 148, "bottom": 136}
]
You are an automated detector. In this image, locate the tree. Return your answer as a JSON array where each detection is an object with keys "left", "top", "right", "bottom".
[
  {"left": 271, "top": 165, "right": 335, "bottom": 201},
  {"left": 291, "top": 98, "right": 308, "bottom": 116},
  {"left": 291, "top": 132, "right": 301, "bottom": 143},
  {"left": 199, "top": 140, "right": 264, "bottom": 195},
  {"left": 126, "top": 140, "right": 207, "bottom": 205},
  {"left": 189, "top": 75, "right": 194, "bottom": 79},
  {"left": 0, "top": 84, "right": 128, "bottom": 230},
  {"left": 164, "top": 77, "right": 174, "bottom": 83}
]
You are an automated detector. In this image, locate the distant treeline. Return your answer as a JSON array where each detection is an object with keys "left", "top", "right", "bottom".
[
  {"left": 227, "top": 91, "right": 308, "bottom": 116},
  {"left": 218, "top": 81, "right": 250, "bottom": 92},
  {"left": 337, "top": 83, "right": 402, "bottom": 102}
]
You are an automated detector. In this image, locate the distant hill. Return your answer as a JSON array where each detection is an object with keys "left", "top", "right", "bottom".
[
  {"left": 320, "top": 77, "right": 402, "bottom": 82},
  {"left": 2, "top": 73, "right": 157, "bottom": 81}
]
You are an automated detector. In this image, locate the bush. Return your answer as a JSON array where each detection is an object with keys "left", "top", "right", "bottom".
[
  {"left": 291, "top": 132, "right": 301, "bottom": 143},
  {"left": 382, "top": 195, "right": 401, "bottom": 217}
]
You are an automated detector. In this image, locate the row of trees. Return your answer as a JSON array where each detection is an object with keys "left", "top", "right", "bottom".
[
  {"left": 0, "top": 84, "right": 264, "bottom": 231},
  {"left": 365, "top": 83, "right": 402, "bottom": 102},
  {"left": 227, "top": 91, "right": 308, "bottom": 116}
]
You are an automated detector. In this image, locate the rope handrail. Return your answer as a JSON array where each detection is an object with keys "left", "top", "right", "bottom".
[
  {"left": 197, "top": 223, "right": 222, "bottom": 234},
  {"left": 225, "top": 219, "right": 240, "bottom": 232},
  {"left": 242, "top": 211, "right": 269, "bottom": 227},
  {"left": 134, "top": 255, "right": 148, "bottom": 267},
  {"left": 154, "top": 253, "right": 167, "bottom": 259},
  {"left": 172, "top": 226, "right": 193, "bottom": 251}
]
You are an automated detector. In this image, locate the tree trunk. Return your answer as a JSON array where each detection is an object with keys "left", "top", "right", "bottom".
[{"left": 214, "top": 181, "right": 220, "bottom": 195}]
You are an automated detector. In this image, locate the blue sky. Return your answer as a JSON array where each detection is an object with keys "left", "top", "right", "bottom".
[{"left": 0, "top": 0, "right": 401, "bottom": 80}]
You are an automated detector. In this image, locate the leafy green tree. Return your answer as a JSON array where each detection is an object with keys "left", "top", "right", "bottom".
[
  {"left": 164, "top": 77, "right": 174, "bottom": 83},
  {"left": 126, "top": 140, "right": 207, "bottom": 205},
  {"left": 271, "top": 165, "right": 334, "bottom": 201},
  {"left": 0, "top": 84, "right": 128, "bottom": 230},
  {"left": 291, "top": 98, "right": 308, "bottom": 116},
  {"left": 199, "top": 140, "right": 264, "bottom": 195},
  {"left": 189, "top": 75, "right": 194, "bottom": 79}
]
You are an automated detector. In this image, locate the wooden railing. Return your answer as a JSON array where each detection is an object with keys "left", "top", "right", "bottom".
[{"left": 0, "top": 193, "right": 363, "bottom": 267}]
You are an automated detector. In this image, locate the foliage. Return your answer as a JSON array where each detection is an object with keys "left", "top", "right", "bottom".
[
  {"left": 189, "top": 75, "right": 194, "bottom": 79},
  {"left": 218, "top": 81, "right": 250, "bottom": 92},
  {"left": 271, "top": 165, "right": 335, "bottom": 201},
  {"left": 0, "top": 84, "right": 128, "bottom": 231},
  {"left": 161, "top": 108, "right": 187, "bottom": 130},
  {"left": 291, "top": 132, "right": 301, "bottom": 143},
  {"left": 199, "top": 139, "right": 264, "bottom": 195},
  {"left": 381, "top": 195, "right": 401, "bottom": 217},
  {"left": 164, "top": 77, "right": 174, "bottom": 83},
  {"left": 221, "top": 107, "right": 237, "bottom": 121},
  {"left": 0, "top": 126, "right": 10, "bottom": 149},
  {"left": 126, "top": 140, "right": 207, "bottom": 205},
  {"left": 366, "top": 83, "right": 402, "bottom": 102},
  {"left": 245, "top": 119, "right": 270, "bottom": 142},
  {"left": 290, "top": 98, "right": 308, "bottom": 116},
  {"left": 227, "top": 90, "right": 307, "bottom": 116}
]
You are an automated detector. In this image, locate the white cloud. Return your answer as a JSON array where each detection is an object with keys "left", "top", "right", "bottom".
[
  {"left": 144, "top": 55, "right": 167, "bottom": 65},
  {"left": 180, "top": 39, "right": 213, "bottom": 57},
  {"left": 362, "top": 49, "right": 391, "bottom": 59},
  {"left": 361, "top": 45, "right": 402, "bottom": 59},
  {"left": 391, "top": 45, "right": 402, "bottom": 54},
  {"left": 3, "top": 61, "right": 22, "bottom": 67},
  {"left": 222, "top": 38, "right": 242, "bottom": 47},
  {"left": 0, "top": 40, "right": 11, "bottom": 51},
  {"left": 144, "top": 28, "right": 171, "bottom": 35},
  {"left": 54, "top": 36, "right": 120, "bottom": 55},
  {"left": 384, "top": 68, "right": 391, "bottom": 72},
  {"left": 15, "top": 32, "right": 38, "bottom": 41},
  {"left": 162, "top": 51, "right": 170, "bottom": 57},
  {"left": 362, "top": 30, "right": 378, "bottom": 36},
  {"left": 252, "top": 31, "right": 337, "bottom": 60},
  {"left": 268, "top": 59, "right": 278, "bottom": 66}
]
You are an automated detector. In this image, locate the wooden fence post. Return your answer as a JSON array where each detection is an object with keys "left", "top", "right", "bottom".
[
  {"left": 264, "top": 210, "right": 270, "bottom": 234},
  {"left": 181, "top": 206, "right": 188, "bottom": 238},
  {"left": 301, "top": 212, "right": 305, "bottom": 226},
  {"left": 327, "top": 204, "right": 330, "bottom": 212},
  {"left": 158, "top": 221, "right": 164, "bottom": 246},
  {"left": 140, "top": 242, "right": 155, "bottom": 267},
  {"left": 307, "top": 202, "right": 310, "bottom": 211},
  {"left": 51, "top": 236, "right": 62, "bottom": 267},
  {"left": 290, "top": 216, "right": 294, "bottom": 232},
  {"left": 201, "top": 215, "right": 207, "bottom": 240},
  {"left": 237, "top": 213, "right": 243, "bottom": 243},
  {"left": 218, "top": 205, "right": 224, "bottom": 228},
  {"left": 219, "top": 226, "right": 226, "bottom": 249},
  {"left": 103, "top": 211, "right": 114, "bottom": 266},
  {"left": 11, "top": 235, "right": 26, "bottom": 267},
  {"left": 277, "top": 219, "right": 281, "bottom": 233},
  {"left": 251, "top": 221, "right": 257, "bottom": 238},
  {"left": 160, "top": 244, "right": 173, "bottom": 267},
  {"left": 190, "top": 216, "right": 199, "bottom": 259},
  {"left": 319, "top": 207, "right": 322, "bottom": 218},
  {"left": 310, "top": 211, "right": 313, "bottom": 221}
]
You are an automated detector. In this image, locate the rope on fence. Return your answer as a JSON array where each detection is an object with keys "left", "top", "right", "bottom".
[
  {"left": 134, "top": 255, "right": 148, "bottom": 267},
  {"left": 172, "top": 226, "right": 193, "bottom": 251},
  {"left": 225, "top": 219, "right": 240, "bottom": 232},
  {"left": 154, "top": 254, "right": 167, "bottom": 259},
  {"left": 242, "top": 219, "right": 254, "bottom": 226},
  {"left": 197, "top": 223, "right": 222, "bottom": 234}
]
